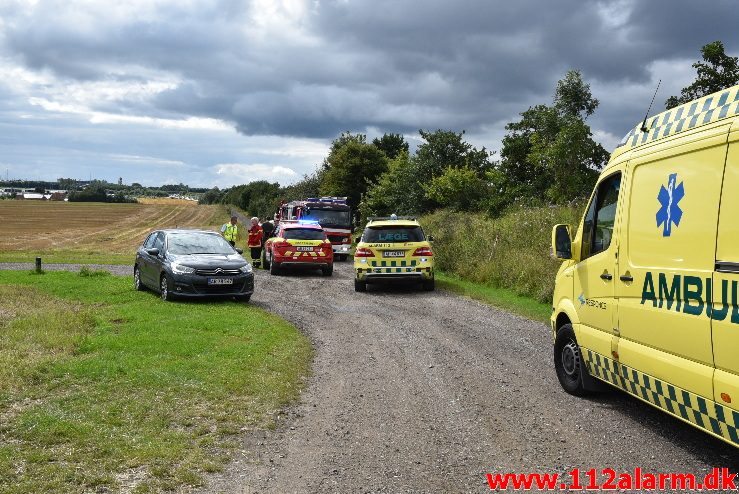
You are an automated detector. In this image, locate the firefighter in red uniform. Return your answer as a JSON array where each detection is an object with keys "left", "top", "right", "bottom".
[{"left": 247, "top": 217, "right": 264, "bottom": 268}]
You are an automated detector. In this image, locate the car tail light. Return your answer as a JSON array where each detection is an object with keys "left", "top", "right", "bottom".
[
  {"left": 273, "top": 241, "right": 291, "bottom": 250},
  {"left": 354, "top": 247, "right": 375, "bottom": 257},
  {"left": 412, "top": 247, "right": 433, "bottom": 256}
]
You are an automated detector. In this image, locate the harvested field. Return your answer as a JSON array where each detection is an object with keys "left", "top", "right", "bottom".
[
  {"left": 136, "top": 197, "right": 199, "bottom": 205},
  {"left": 0, "top": 201, "right": 228, "bottom": 254}
]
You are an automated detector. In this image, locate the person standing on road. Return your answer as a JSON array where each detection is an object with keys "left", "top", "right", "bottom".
[
  {"left": 221, "top": 216, "right": 239, "bottom": 247},
  {"left": 248, "top": 217, "right": 263, "bottom": 268}
]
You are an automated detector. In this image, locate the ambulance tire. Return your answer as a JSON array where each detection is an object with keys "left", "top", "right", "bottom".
[
  {"left": 354, "top": 279, "right": 367, "bottom": 292},
  {"left": 422, "top": 278, "right": 435, "bottom": 291},
  {"left": 554, "top": 324, "right": 588, "bottom": 396},
  {"left": 322, "top": 264, "right": 333, "bottom": 277},
  {"left": 263, "top": 250, "right": 271, "bottom": 269}
]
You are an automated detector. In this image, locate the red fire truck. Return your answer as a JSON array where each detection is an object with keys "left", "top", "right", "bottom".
[{"left": 277, "top": 197, "right": 352, "bottom": 261}]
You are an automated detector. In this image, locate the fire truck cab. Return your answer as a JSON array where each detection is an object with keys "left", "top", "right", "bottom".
[{"left": 277, "top": 197, "right": 353, "bottom": 261}]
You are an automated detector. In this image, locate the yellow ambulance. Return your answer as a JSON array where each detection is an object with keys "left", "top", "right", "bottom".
[{"left": 551, "top": 84, "right": 739, "bottom": 447}]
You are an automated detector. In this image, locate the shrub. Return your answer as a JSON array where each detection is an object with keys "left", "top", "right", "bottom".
[{"left": 421, "top": 204, "right": 583, "bottom": 303}]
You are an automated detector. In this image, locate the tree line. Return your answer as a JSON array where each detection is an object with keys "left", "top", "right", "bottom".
[{"left": 201, "top": 41, "right": 739, "bottom": 224}]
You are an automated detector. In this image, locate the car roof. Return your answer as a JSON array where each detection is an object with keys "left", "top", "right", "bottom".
[
  {"left": 366, "top": 220, "right": 420, "bottom": 228},
  {"left": 159, "top": 229, "right": 219, "bottom": 235}
]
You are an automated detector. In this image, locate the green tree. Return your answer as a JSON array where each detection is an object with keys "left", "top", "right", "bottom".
[
  {"left": 372, "top": 133, "right": 409, "bottom": 160},
  {"left": 492, "top": 70, "right": 607, "bottom": 210},
  {"left": 424, "top": 166, "right": 487, "bottom": 211},
  {"left": 666, "top": 41, "right": 739, "bottom": 109},
  {"left": 320, "top": 134, "right": 388, "bottom": 208},
  {"left": 359, "top": 150, "right": 418, "bottom": 219}
]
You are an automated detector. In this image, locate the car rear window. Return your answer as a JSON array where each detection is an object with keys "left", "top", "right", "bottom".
[
  {"left": 363, "top": 226, "right": 425, "bottom": 243},
  {"left": 283, "top": 228, "right": 325, "bottom": 240}
]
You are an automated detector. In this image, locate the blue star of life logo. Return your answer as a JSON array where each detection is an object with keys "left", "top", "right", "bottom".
[
  {"left": 656, "top": 173, "right": 684, "bottom": 237},
  {"left": 578, "top": 293, "right": 586, "bottom": 307}
]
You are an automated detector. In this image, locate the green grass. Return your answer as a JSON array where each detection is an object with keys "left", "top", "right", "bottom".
[
  {"left": 0, "top": 271, "right": 312, "bottom": 493},
  {"left": 0, "top": 250, "right": 133, "bottom": 265},
  {"left": 436, "top": 272, "right": 552, "bottom": 323},
  {"left": 421, "top": 205, "right": 583, "bottom": 303}
]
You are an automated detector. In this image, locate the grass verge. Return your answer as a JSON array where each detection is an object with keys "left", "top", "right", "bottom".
[
  {"left": 0, "top": 271, "right": 312, "bottom": 493},
  {"left": 436, "top": 272, "right": 552, "bottom": 323},
  {"left": 0, "top": 250, "right": 133, "bottom": 265}
]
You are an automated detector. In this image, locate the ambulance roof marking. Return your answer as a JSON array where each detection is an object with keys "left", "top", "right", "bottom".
[{"left": 617, "top": 84, "right": 739, "bottom": 150}]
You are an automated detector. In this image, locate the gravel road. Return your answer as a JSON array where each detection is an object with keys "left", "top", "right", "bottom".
[
  {"left": 202, "top": 263, "right": 739, "bottom": 493},
  {"left": 2, "top": 261, "right": 736, "bottom": 492}
]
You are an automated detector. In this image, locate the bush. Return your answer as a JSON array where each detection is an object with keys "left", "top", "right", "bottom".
[{"left": 421, "top": 204, "right": 583, "bottom": 303}]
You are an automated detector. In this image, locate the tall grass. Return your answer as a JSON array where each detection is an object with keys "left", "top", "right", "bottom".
[{"left": 421, "top": 204, "right": 583, "bottom": 303}]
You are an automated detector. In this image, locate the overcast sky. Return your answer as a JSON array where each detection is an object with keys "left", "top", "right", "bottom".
[{"left": 1, "top": 0, "right": 738, "bottom": 188}]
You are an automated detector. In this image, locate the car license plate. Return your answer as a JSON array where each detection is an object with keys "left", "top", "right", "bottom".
[
  {"left": 207, "top": 278, "right": 233, "bottom": 285},
  {"left": 383, "top": 251, "right": 405, "bottom": 258},
  {"left": 296, "top": 246, "right": 313, "bottom": 251}
]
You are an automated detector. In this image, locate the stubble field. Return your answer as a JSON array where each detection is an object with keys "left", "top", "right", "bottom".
[{"left": 0, "top": 200, "right": 229, "bottom": 264}]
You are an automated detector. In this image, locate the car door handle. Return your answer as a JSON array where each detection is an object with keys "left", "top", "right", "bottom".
[
  {"left": 600, "top": 273, "right": 613, "bottom": 281},
  {"left": 620, "top": 274, "right": 634, "bottom": 282}
]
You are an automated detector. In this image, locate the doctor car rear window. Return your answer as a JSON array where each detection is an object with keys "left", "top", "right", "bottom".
[
  {"left": 283, "top": 228, "right": 325, "bottom": 240},
  {"left": 364, "top": 226, "right": 425, "bottom": 243}
]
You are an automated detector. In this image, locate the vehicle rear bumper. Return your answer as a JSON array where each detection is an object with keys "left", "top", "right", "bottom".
[
  {"left": 355, "top": 267, "right": 433, "bottom": 282},
  {"left": 332, "top": 244, "right": 352, "bottom": 254}
]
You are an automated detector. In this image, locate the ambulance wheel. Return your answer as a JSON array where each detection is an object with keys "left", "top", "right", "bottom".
[
  {"left": 270, "top": 260, "right": 281, "bottom": 276},
  {"left": 422, "top": 278, "right": 435, "bottom": 291},
  {"left": 554, "top": 324, "right": 588, "bottom": 396},
  {"left": 322, "top": 264, "right": 333, "bottom": 277},
  {"left": 263, "top": 250, "right": 271, "bottom": 269},
  {"left": 354, "top": 279, "right": 367, "bottom": 292}
]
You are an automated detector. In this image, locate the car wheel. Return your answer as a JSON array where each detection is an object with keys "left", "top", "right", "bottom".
[
  {"left": 261, "top": 249, "right": 269, "bottom": 269},
  {"left": 354, "top": 279, "right": 366, "bottom": 292},
  {"left": 337, "top": 254, "right": 346, "bottom": 262},
  {"left": 238, "top": 294, "right": 251, "bottom": 303},
  {"left": 554, "top": 324, "right": 588, "bottom": 396},
  {"left": 269, "top": 259, "right": 280, "bottom": 276},
  {"left": 160, "top": 274, "right": 174, "bottom": 302},
  {"left": 322, "top": 264, "right": 333, "bottom": 277},
  {"left": 422, "top": 278, "right": 435, "bottom": 291},
  {"left": 134, "top": 265, "right": 145, "bottom": 291}
]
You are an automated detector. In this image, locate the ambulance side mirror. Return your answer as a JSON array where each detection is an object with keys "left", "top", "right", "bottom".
[{"left": 552, "top": 224, "right": 573, "bottom": 261}]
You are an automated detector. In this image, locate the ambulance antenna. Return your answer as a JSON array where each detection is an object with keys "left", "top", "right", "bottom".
[{"left": 640, "top": 79, "right": 661, "bottom": 133}]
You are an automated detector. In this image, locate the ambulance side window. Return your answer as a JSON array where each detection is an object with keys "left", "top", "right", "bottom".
[{"left": 581, "top": 172, "right": 621, "bottom": 260}]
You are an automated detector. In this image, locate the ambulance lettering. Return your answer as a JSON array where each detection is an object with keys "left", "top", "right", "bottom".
[{"left": 640, "top": 272, "right": 739, "bottom": 323}]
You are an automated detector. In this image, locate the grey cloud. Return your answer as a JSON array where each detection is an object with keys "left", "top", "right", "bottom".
[{"left": 2, "top": 0, "right": 739, "bottom": 143}]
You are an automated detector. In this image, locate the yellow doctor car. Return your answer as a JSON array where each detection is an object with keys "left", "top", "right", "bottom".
[
  {"left": 354, "top": 215, "right": 434, "bottom": 292},
  {"left": 551, "top": 83, "right": 739, "bottom": 448}
]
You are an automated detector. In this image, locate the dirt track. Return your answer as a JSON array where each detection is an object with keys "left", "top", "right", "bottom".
[
  {"left": 2, "top": 261, "right": 736, "bottom": 492},
  {"left": 201, "top": 263, "right": 738, "bottom": 493}
]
